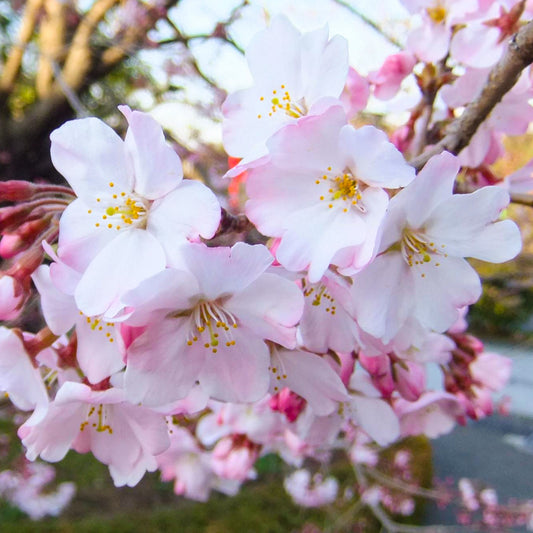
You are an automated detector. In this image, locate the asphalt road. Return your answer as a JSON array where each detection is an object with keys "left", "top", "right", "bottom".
[{"left": 422, "top": 341, "right": 533, "bottom": 531}]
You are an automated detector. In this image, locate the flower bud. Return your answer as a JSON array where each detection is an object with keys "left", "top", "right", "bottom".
[
  {"left": 0, "top": 181, "right": 38, "bottom": 202},
  {"left": 359, "top": 353, "right": 395, "bottom": 398},
  {"left": 393, "top": 360, "right": 425, "bottom": 402}
]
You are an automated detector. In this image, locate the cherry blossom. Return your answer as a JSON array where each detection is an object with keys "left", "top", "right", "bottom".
[
  {"left": 451, "top": 0, "right": 527, "bottom": 68},
  {"left": 395, "top": 391, "right": 463, "bottom": 438},
  {"left": 268, "top": 344, "right": 348, "bottom": 416},
  {"left": 284, "top": 469, "right": 338, "bottom": 507},
  {"left": 50, "top": 106, "right": 221, "bottom": 316},
  {"left": 298, "top": 269, "right": 361, "bottom": 354},
  {"left": 157, "top": 426, "right": 240, "bottom": 501},
  {"left": 402, "top": 0, "right": 478, "bottom": 62},
  {"left": 245, "top": 105, "right": 415, "bottom": 281},
  {"left": 123, "top": 243, "right": 304, "bottom": 406},
  {"left": 367, "top": 52, "right": 417, "bottom": 101},
  {"left": 348, "top": 371, "right": 400, "bottom": 446},
  {"left": 351, "top": 151, "right": 521, "bottom": 342},
  {"left": 19, "top": 381, "right": 169, "bottom": 487},
  {"left": 340, "top": 67, "right": 370, "bottom": 117},
  {"left": 222, "top": 14, "right": 348, "bottom": 164},
  {"left": 32, "top": 264, "right": 125, "bottom": 384}
]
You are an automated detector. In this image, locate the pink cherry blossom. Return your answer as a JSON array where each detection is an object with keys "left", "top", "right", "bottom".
[
  {"left": 284, "top": 469, "right": 338, "bottom": 507},
  {"left": 245, "top": 105, "right": 414, "bottom": 281},
  {"left": 211, "top": 435, "right": 259, "bottom": 482},
  {"left": 32, "top": 264, "right": 125, "bottom": 384},
  {"left": 50, "top": 106, "right": 220, "bottom": 316},
  {"left": 451, "top": 0, "right": 527, "bottom": 68},
  {"left": 393, "top": 360, "right": 426, "bottom": 401},
  {"left": 348, "top": 371, "right": 400, "bottom": 446},
  {"left": 395, "top": 391, "right": 463, "bottom": 438},
  {"left": 0, "top": 462, "right": 75, "bottom": 520},
  {"left": 123, "top": 243, "right": 304, "bottom": 406},
  {"left": 157, "top": 426, "right": 241, "bottom": 501},
  {"left": 222, "top": 14, "right": 348, "bottom": 163},
  {"left": 298, "top": 270, "right": 362, "bottom": 354},
  {"left": 340, "top": 67, "right": 370, "bottom": 117},
  {"left": 269, "top": 345, "right": 348, "bottom": 416},
  {"left": 351, "top": 152, "right": 521, "bottom": 342},
  {"left": 469, "top": 352, "right": 512, "bottom": 392},
  {"left": 402, "top": 0, "right": 478, "bottom": 62},
  {"left": 19, "top": 381, "right": 169, "bottom": 487}
]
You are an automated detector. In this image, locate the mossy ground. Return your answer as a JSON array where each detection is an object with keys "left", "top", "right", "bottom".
[{"left": 0, "top": 425, "right": 431, "bottom": 532}]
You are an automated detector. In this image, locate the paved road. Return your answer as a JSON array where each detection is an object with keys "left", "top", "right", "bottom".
[{"left": 422, "top": 342, "right": 533, "bottom": 530}]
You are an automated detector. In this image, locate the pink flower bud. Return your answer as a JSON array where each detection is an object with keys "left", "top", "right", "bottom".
[
  {"left": 269, "top": 388, "right": 306, "bottom": 422},
  {"left": 359, "top": 353, "right": 394, "bottom": 397},
  {"left": 212, "top": 435, "right": 258, "bottom": 481},
  {"left": 0, "top": 235, "right": 25, "bottom": 259},
  {"left": 341, "top": 67, "right": 370, "bottom": 117},
  {"left": 368, "top": 52, "right": 416, "bottom": 100},
  {"left": 393, "top": 361, "right": 425, "bottom": 402},
  {"left": 0, "top": 181, "right": 38, "bottom": 202},
  {"left": 337, "top": 351, "right": 355, "bottom": 388},
  {"left": 6, "top": 245, "right": 44, "bottom": 282},
  {"left": 0, "top": 217, "right": 51, "bottom": 258}
]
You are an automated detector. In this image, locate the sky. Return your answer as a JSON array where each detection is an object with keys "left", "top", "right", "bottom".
[{"left": 149, "top": 0, "right": 412, "bottom": 148}]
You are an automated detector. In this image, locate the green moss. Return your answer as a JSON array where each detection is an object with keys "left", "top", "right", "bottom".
[{"left": 0, "top": 425, "right": 431, "bottom": 532}]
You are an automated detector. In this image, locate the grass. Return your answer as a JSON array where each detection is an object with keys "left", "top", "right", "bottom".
[{"left": 0, "top": 427, "right": 432, "bottom": 532}]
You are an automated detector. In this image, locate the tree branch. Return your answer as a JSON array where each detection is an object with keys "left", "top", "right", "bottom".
[
  {"left": 410, "top": 20, "right": 533, "bottom": 171},
  {"left": 60, "top": 0, "right": 119, "bottom": 91},
  {"left": 510, "top": 192, "right": 533, "bottom": 206},
  {"left": 36, "top": 0, "right": 66, "bottom": 98},
  {"left": 0, "top": 0, "right": 44, "bottom": 94}
]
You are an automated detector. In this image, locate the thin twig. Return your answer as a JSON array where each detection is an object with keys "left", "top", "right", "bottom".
[
  {"left": 332, "top": 0, "right": 402, "bottom": 49},
  {"left": 51, "top": 60, "right": 89, "bottom": 117},
  {"left": 0, "top": 0, "right": 44, "bottom": 93},
  {"left": 362, "top": 465, "right": 447, "bottom": 501},
  {"left": 368, "top": 503, "right": 469, "bottom": 533},
  {"left": 510, "top": 192, "right": 533, "bottom": 206}
]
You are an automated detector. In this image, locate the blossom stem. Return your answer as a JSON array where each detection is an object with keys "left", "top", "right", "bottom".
[{"left": 24, "top": 326, "right": 59, "bottom": 360}]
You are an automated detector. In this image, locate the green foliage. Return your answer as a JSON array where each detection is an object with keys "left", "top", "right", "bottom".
[{"left": 469, "top": 252, "right": 533, "bottom": 341}]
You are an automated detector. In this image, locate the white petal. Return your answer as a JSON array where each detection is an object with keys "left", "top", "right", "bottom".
[
  {"left": 32, "top": 265, "right": 77, "bottom": 335},
  {"left": 74, "top": 229, "right": 166, "bottom": 317},
  {"left": 50, "top": 117, "right": 132, "bottom": 201},
  {"left": 121, "top": 107, "right": 183, "bottom": 199},
  {"left": 272, "top": 348, "right": 348, "bottom": 416},
  {"left": 148, "top": 180, "right": 220, "bottom": 264},
  {"left": 199, "top": 328, "right": 270, "bottom": 403}
]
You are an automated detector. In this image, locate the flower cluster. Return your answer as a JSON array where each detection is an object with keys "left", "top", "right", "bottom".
[{"left": 0, "top": 7, "right": 528, "bottom": 523}]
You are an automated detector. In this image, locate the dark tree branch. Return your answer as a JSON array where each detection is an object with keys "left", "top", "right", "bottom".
[{"left": 410, "top": 20, "right": 533, "bottom": 171}]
